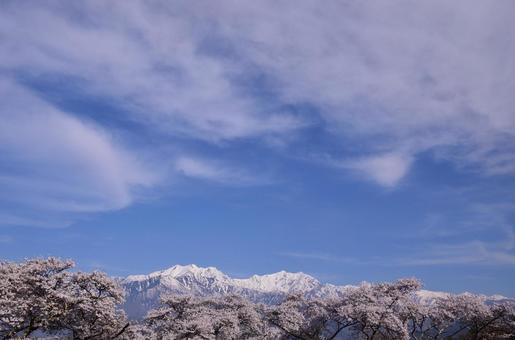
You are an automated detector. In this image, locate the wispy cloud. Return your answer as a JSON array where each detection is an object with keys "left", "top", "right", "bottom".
[
  {"left": 207, "top": 1, "right": 515, "bottom": 184},
  {"left": 0, "top": 1, "right": 513, "bottom": 188},
  {"left": 279, "top": 252, "right": 368, "bottom": 265},
  {"left": 175, "top": 156, "right": 270, "bottom": 186},
  {"left": 396, "top": 241, "right": 515, "bottom": 267},
  {"left": 341, "top": 152, "right": 413, "bottom": 187},
  {"left": 281, "top": 240, "right": 515, "bottom": 268},
  {"left": 398, "top": 196, "right": 515, "bottom": 267},
  {"left": 0, "top": 1, "right": 304, "bottom": 142},
  {"left": 0, "top": 0, "right": 514, "bottom": 230},
  {"left": 0, "top": 80, "right": 159, "bottom": 227},
  {"left": 0, "top": 213, "right": 72, "bottom": 229},
  {"left": 0, "top": 235, "right": 13, "bottom": 244},
  {"left": 417, "top": 204, "right": 514, "bottom": 239}
]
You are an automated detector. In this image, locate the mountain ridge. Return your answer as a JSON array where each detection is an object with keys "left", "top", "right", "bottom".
[{"left": 121, "top": 264, "right": 512, "bottom": 320}]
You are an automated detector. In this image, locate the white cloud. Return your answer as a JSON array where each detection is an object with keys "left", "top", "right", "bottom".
[
  {"left": 207, "top": 0, "right": 515, "bottom": 182},
  {"left": 0, "top": 0, "right": 512, "bottom": 198},
  {"left": 343, "top": 152, "right": 413, "bottom": 187},
  {"left": 0, "top": 1, "right": 304, "bottom": 142},
  {"left": 0, "top": 80, "right": 159, "bottom": 227}
]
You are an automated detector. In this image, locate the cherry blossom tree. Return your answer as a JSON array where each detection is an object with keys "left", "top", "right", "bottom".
[
  {"left": 146, "top": 294, "right": 271, "bottom": 339},
  {"left": 432, "top": 294, "right": 515, "bottom": 339},
  {"left": 335, "top": 278, "right": 421, "bottom": 340},
  {"left": 265, "top": 294, "right": 360, "bottom": 340},
  {"left": 119, "top": 323, "right": 157, "bottom": 340},
  {"left": 395, "top": 292, "right": 515, "bottom": 339},
  {"left": 0, "top": 258, "right": 128, "bottom": 339},
  {"left": 266, "top": 294, "right": 329, "bottom": 340},
  {"left": 5, "top": 258, "right": 509, "bottom": 340},
  {"left": 143, "top": 277, "right": 514, "bottom": 340}
]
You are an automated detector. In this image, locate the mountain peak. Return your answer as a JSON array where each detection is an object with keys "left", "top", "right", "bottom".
[
  {"left": 123, "top": 264, "right": 320, "bottom": 293},
  {"left": 158, "top": 264, "right": 227, "bottom": 279},
  {"left": 234, "top": 270, "right": 320, "bottom": 293},
  {"left": 124, "top": 264, "right": 227, "bottom": 282}
]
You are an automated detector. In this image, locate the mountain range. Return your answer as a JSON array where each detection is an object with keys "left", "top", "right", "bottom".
[{"left": 120, "top": 264, "right": 512, "bottom": 320}]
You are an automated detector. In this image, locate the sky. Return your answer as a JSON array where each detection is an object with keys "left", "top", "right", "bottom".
[{"left": 0, "top": 1, "right": 514, "bottom": 297}]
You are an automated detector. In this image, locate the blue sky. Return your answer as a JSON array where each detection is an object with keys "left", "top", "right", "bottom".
[{"left": 1, "top": 1, "right": 514, "bottom": 297}]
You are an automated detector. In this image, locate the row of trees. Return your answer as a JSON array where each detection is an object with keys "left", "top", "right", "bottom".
[
  {"left": 1, "top": 258, "right": 514, "bottom": 339},
  {"left": 141, "top": 282, "right": 514, "bottom": 339}
]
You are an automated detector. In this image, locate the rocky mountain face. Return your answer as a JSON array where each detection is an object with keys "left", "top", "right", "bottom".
[{"left": 120, "top": 264, "right": 511, "bottom": 320}]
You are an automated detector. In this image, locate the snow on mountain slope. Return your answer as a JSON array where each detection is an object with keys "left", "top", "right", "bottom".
[
  {"left": 120, "top": 264, "right": 512, "bottom": 320},
  {"left": 124, "top": 264, "right": 233, "bottom": 294},
  {"left": 233, "top": 271, "right": 319, "bottom": 293},
  {"left": 122, "top": 264, "right": 241, "bottom": 319},
  {"left": 126, "top": 264, "right": 229, "bottom": 283},
  {"left": 121, "top": 264, "right": 342, "bottom": 319}
]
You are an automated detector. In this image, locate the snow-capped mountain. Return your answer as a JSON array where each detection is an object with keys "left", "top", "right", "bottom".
[
  {"left": 121, "top": 264, "right": 349, "bottom": 319},
  {"left": 233, "top": 271, "right": 318, "bottom": 293},
  {"left": 121, "top": 264, "right": 512, "bottom": 320},
  {"left": 414, "top": 289, "right": 514, "bottom": 306}
]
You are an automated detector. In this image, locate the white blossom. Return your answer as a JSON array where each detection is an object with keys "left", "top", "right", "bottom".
[
  {"left": 2, "top": 258, "right": 513, "bottom": 340},
  {"left": 0, "top": 258, "right": 128, "bottom": 339},
  {"left": 147, "top": 294, "right": 270, "bottom": 339}
]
